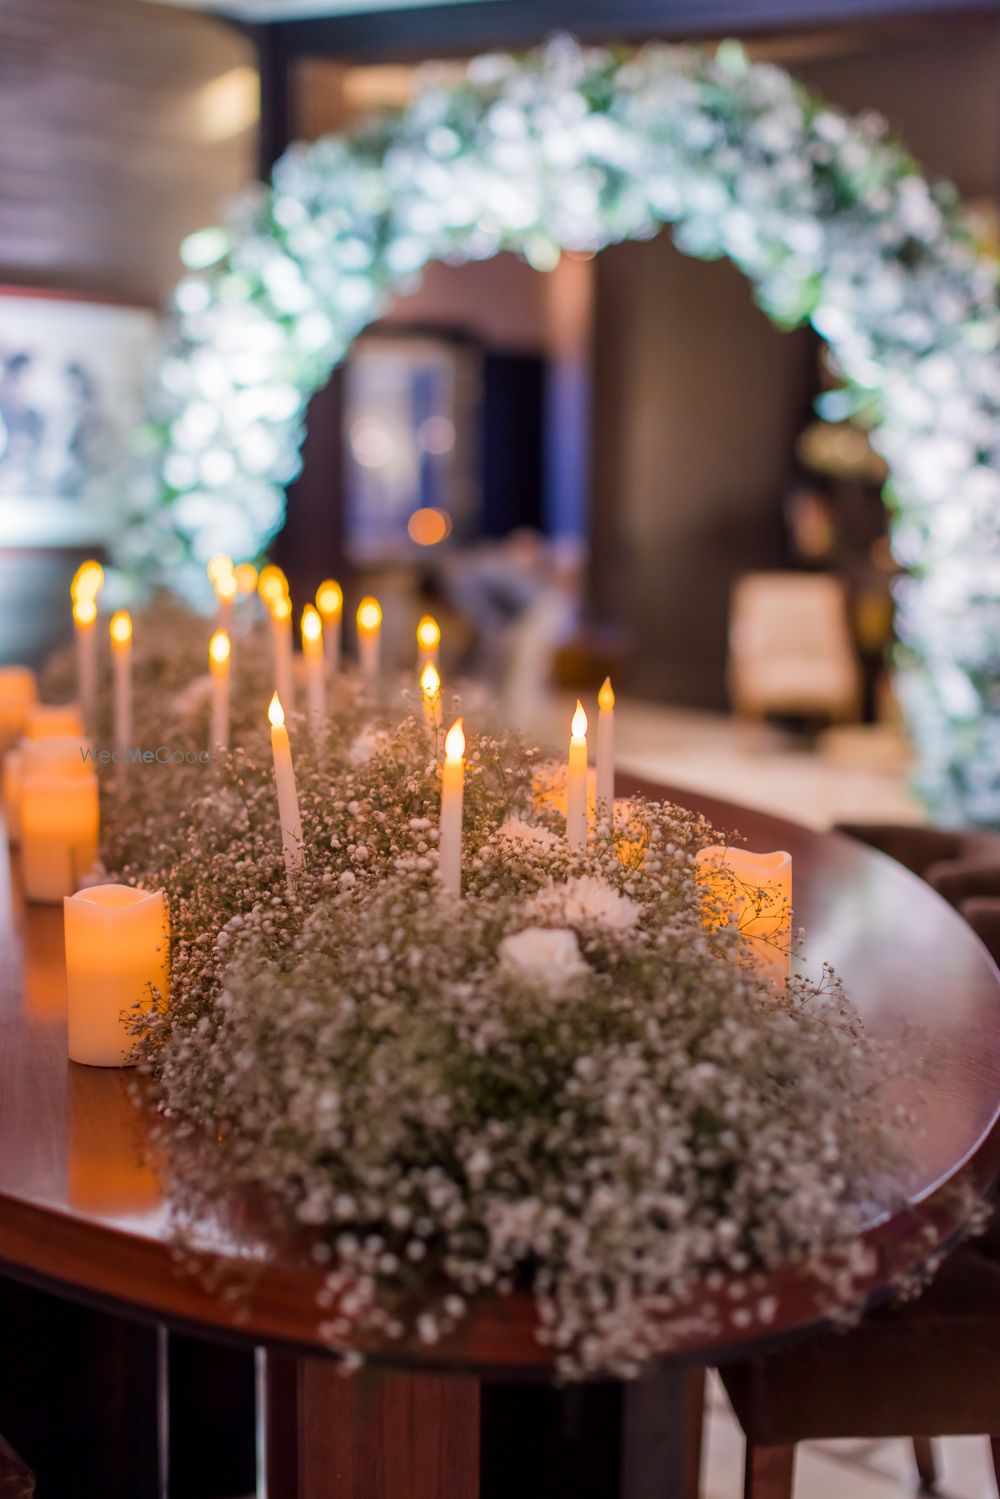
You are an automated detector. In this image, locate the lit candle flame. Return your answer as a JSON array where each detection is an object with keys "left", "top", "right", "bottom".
[
  {"left": 209, "top": 629, "right": 230, "bottom": 666},
  {"left": 215, "top": 570, "right": 237, "bottom": 602},
  {"left": 73, "top": 597, "right": 97, "bottom": 627},
  {"left": 421, "top": 662, "right": 441, "bottom": 698},
  {"left": 109, "top": 610, "right": 132, "bottom": 646},
  {"left": 445, "top": 717, "right": 465, "bottom": 762},
  {"left": 71, "top": 560, "right": 105, "bottom": 602},
  {"left": 301, "top": 605, "right": 322, "bottom": 643},
  {"left": 258, "top": 565, "right": 289, "bottom": 607},
  {"left": 207, "top": 554, "right": 233, "bottom": 587},
  {"left": 598, "top": 677, "right": 615, "bottom": 711},
  {"left": 571, "top": 700, "right": 588, "bottom": 739},
  {"left": 357, "top": 596, "right": 382, "bottom": 632},
  {"left": 268, "top": 692, "right": 285, "bottom": 728},
  {"left": 417, "top": 615, "right": 440, "bottom": 650},
  {"left": 234, "top": 562, "right": 258, "bottom": 594},
  {"left": 316, "top": 580, "right": 343, "bottom": 616},
  {"left": 271, "top": 594, "right": 292, "bottom": 622}
]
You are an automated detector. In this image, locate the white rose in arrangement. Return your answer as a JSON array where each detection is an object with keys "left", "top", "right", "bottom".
[
  {"left": 526, "top": 874, "right": 640, "bottom": 935},
  {"left": 498, "top": 927, "right": 590, "bottom": 993}
]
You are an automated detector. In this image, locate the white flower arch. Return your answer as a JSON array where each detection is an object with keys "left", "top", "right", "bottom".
[{"left": 128, "top": 36, "right": 1000, "bottom": 823}]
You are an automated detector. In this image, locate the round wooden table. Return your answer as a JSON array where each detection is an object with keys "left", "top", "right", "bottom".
[{"left": 1, "top": 780, "right": 999, "bottom": 1499}]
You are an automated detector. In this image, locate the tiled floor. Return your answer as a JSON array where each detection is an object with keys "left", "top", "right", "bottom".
[
  {"left": 522, "top": 695, "right": 924, "bottom": 831},
  {"left": 703, "top": 1373, "right": 997, "bottom": 1498}
]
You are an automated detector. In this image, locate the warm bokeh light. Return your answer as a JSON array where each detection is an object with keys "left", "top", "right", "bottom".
[
  {"left": 207, "top": 554, "right": 233, "bottom": 586},
  {"left": 271, "top": 594, "right": 292, "bottom": 622},
  {"left": 421, "top": 662, "right": 441, "bottom": 698},
  {"left": 258, "top": 565, "right": 289, "bottom": 607},
  {"left": 72, "top": 598, "right": 97, "bottom": 627},
  {"left": 196, "top": 64, "right": 260, "bottom": 145},
  {"left": 209, "top": 630, "right": 230, "bottom": 666},
  {"left": 407, "top": 507, "right": 452, "bottom": 547},
  {"left": 268, "top": 692, "right": 285, "bottom": 728},
  {"left": 444, "top": 717, "right": 465, "bottom": 762},
  {"left": 417, "top": 615, "right": 441, "bottom": 651},
  {"left": 316, "top": 580, "right": 343, "bottom": 616},
  {"left": 598, "top": 677, "right": 615, "bottom": 711},
  {"left": 71, "top": 560, "right": 105, "bottom": 602},
  {"left": 301, "top": 606, "right": 322, "bottom": 644},
  {"left": 215, "top": 570, "right": 237, "bottom": 602},
  {"left": 571, "top": 700, "right": 588, "bottom": 739},
  {"left": 109, "top": 611, "right": 132, "bottom": 646},
  {"left": 357, "top": 597, "right": 382, "bottom": 632},
  {"left": 235, "top": 562, "right": 258, "bottom": 594}
]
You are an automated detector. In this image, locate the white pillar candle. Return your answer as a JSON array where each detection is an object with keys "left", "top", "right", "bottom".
[
  {"left": 3, "top": 748, "right": 23, "bottom": 844},
  {"left": 26, "top": 703, "right": 84, "bottom": 739},
  {"left": 21, "top": 772, "right": 100, "bottom": 904},
  {"left": 109, "top": 610, "right": 133, "bottom": 748},
  {"left": 417, "top": 615, "right": 441, "bottom": 672},
  {"left": 4, "top": 736, "right": 93, "bottom": 847},
  {"left": 356, "top": 596, "right": 382, "bottom": 686},
  {"left": 695, "top": 846, "right": 793, "bottom": 987},
  {"left": 0, "top": 666, "right": 38, "bottom": 750},
  {"left": 270, "top": 596, "right": 295, "bottom": 713},
  {"left": 421, "top": 662, "right": 442, "bottom": 732},
  {"left": 64, "top": 884, "right": 169, "bottom": 1067},
  {"left": 268, "top": 693, "right": 303, "bottom": 889},
  {"left": 208, "top": 629, "right": 231, "bottom": 751},
  {"left": 439, "top": 717, "right": 465, "bottom": 898},
  {"left": 301, "top": 606, "right": 326, "bottom": 731},
  {"left": 73, "top": 597, "right": 98, "bottom": 730},
  {"left": 566, "top": 700, "right": 589, "bottom": 849},
  {"left": 316, "top": 580, "right": 343, "bottom": 678},
  {"left": 596, "top": 677, "right": 615, "bottom": 817}
]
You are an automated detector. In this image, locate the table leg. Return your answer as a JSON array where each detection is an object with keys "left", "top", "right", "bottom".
[{"left": 266, "top": 1355, "right": 703, "bottom": 1499}]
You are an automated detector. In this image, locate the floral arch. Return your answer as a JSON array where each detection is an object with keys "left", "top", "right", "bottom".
[{"left": 127, "top": 36, "right": 1000, "bottom": 823}]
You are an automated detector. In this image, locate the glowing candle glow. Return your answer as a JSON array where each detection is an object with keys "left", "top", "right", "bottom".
[
  {"left": 0, "top": 666, "right": 37, "bottom": 750},
  {"left": 71, "top": 560, "right": 105, "bottom": 604},
  {"left": 301, "top": 605, "right": 325, "bottom": 729},
  {"left": 213, "top": 567, "right": 237, "bottom": 633},
  {"left": 316, "top": 580, "right": 343, "bottom": 676},
  {"left": 695, "top": 846, "right": 793, "bottom": 988},
  {"left": 109, "top": 611, "right": 133, "bottom": 748},
  {"left": 270, "top": 594, "right": 294, "bottom": 712},
  {"left": 596, "top": 677, "right": 615, "bottom": 816},
  {"left": 566, "top": 700, "right": 589, "bottom": 849},
  {"left": 21, "top": 772, "right": 99, "bottom": 904},
  {"left": 64, "top": 884, "right": 169, "bottom": 1067},
  {"left": 439, "top": 717, "right": 465, "bottom": 897},
  {"left": 356, "top": 596, "right": 382, "bottom": 685},
  {"left": 268, "top": 693, "right": 303, "bottom": 888},
  {"left": 421, "top": 661, "right": 442, "bottom": 731},
  {"left": 258, "top": 565, "right": 288, "bottom": 611},
  {"left": 6, "top": 736, "right": 94, "bottom": 847},
  {"left": 73, "top": 596, "right": 98, "bottom": 727},
  {"left": 26, "top": 704, "right": 84, "bottom": 740},
  {"left": 235, "top": 562, "right": 258, "bottom": 596},
  {"left": 208, "top": 630, "right": 231, "bottom": 751},
  {"left": 417, "top": 614, "right": 441, "bottom": 671}
]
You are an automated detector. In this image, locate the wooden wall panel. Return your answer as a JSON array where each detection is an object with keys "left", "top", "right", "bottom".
[{"left": 0, "top": 0, "right": 255, "bottom": 307}]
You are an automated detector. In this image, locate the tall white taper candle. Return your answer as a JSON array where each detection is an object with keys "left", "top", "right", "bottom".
[
  {"left": 209, "top": 630, "right": 230, "bottom": 751},
  {"left": 110, "top": 611, "right": 133, "bottom": 748},
  {"left": 268, "top": 693, "right": 303, "bottom": 889},
  {"left": 566, "top": 700, "right": 589, "bottom": 849},
  {"left": 439, "top": 717, "right": 465, "bottom": 897},
  {"left": 596, "top": 677, "right": 615, "bottom": 817},
  {"left": 301, "top": 606, "right": 325, "bottom": 732}
]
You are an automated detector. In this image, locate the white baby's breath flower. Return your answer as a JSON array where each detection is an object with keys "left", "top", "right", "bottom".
[
  {"left": 349, "top": 726, "right": 389, "bottom": 765},
  {"left": 498, "top": 926, "right": 589, "bottom": 992},
  {"left": 494, "top": 817, "right": 561, "bottom": 852},
  {"left": 526, "top": 874, "right": 640, "bottom": 934}
]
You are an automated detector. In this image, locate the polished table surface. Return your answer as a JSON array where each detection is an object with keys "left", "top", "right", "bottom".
[{"left": 2, "top": 779, "right": 1000, "bottom": 1376}]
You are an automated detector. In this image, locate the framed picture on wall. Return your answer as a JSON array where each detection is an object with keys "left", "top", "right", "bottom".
[{"left": 0, "top": 287, "right": 157, "bottom": 547}]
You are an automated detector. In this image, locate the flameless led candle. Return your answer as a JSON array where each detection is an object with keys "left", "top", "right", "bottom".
[
  {"left": 6, "top": 735, "right": 93, "bottom": 848},
  {"left": 356, "top": 597, "right": 382, "bottom": 685},
  {"left": 566, "top": 700, "right": 589, "bottom": 849},
  {"left": 2, "top": 749, "right": 23, "bottom": 843},
  {"left": 421, "top": 661, "right": 442, "bottom": 731},
  {"left": 109, "top": 610, "right": 133, "bottom": 748},
  {"left": 208, "top": 630, "right": 230, "bottom": 751},
  {"left": 0, "top": 666, "right": 37, "bottom": 749},
  {"left": 301, "top": 606, "right": 325, "bottom": 730},
  {"left": 268, "top": 694, "right": 303, "bottom": 888},
  {"left": 64, "top": 884, "right": 169, "bottom": 1067},
  {"left": 26, "top": 703, "right": 84, "bottom": 739},
  {"left": 439, "top": 717, "right": 465, "bottom": 897},
  {"left": 695, "top": 846, "right": 793, "bottom": 987},
  {"left": 417, "top": 615, "right": 441, "bottom": 671},
  {"left": 596, "top": 677, "right": 615, "bottom": 816},
  {"left": 73, "top": 596, "right": 98, "bottom": 727},
  {"left": 21, "top": 772, "right": 99, "bottom": 904},
  {"left": 316, "top": 580, "right": 343, "bottom": 677},
  {"left": 270, "top": 595, "right": 295, "bottom": 712}
]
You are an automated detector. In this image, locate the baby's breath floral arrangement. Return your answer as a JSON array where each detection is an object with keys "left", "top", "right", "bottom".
[{"left": 65, "top": 602, "right": 916, "bottom": 1378}]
